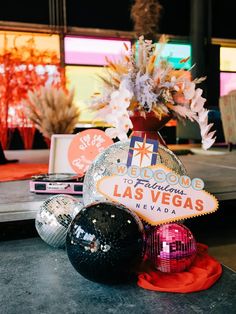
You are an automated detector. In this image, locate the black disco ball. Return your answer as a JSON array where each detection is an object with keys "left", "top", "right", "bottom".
[{"left": 66, "top": 202, "right": 144, "bottom": 283}]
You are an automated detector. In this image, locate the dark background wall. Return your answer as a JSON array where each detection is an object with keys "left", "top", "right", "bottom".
[
  {"left": 1, "top": 0, "right": 236, "bottom": 39},
  {"left": 0, "top": 0, "right": 231, "bottom": 146}
]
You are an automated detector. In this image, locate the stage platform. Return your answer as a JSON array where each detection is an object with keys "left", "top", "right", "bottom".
[
  {"left": 0, "top": 237, "right": 235, "bottom": 314},
  {"left": 0, "top": 149, "right": 236, "bottom": 222}
]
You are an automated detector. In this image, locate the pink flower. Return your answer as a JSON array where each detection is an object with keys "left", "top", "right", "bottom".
[
  {"left": 183, "top": 80, "right": 196, "bottom": 100},
  {"left": 103, "top": 82, "right": 133, "bottom": 141},
  {"left": 197, "top": 109, "right": 216, "bottom": 150},
  {"left": 190, "top": 88, "right": 206, "bottom": 113},
  {"left": 110, "top": 82, "right": 132, "bottom": 111},
  {"left": 172, "top": 105, "right": 196, "bottom": 121},
  {"left": 202, "top": 136, "right": 216, "bottom": 150},
  {"left": 105, "top": 115, "right": 133, "bottom": 141}
]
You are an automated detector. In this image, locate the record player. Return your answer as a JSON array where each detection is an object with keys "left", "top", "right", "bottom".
[
  {"left": 29, "top": 173, "right": 84, "bottom": 195},
  {"left": 29, "top": 130, "right": 113, "bottom": 196}
]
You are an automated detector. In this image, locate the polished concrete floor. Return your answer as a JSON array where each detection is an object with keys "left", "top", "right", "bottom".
[{"left": 1, "top": 237, "right": 235, "bottom": 314}]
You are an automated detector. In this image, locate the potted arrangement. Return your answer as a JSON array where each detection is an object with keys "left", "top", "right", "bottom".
[
  {"left": 26, "top": 85, "right": 80, "bottom": 146},
  {"left": 90, "top": 36, "right": 215, "bottom": 150}
]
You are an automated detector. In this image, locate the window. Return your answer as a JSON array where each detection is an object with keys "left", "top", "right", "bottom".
[
  {"left": 64, "top": 36, "right": 131, "bottom": 122},
  {"left": 220, "top": 47, "right": 236, "bottom": 96},
  {"left": 0, "top": 31, "right": 60, "bottom": 56},
  {"left": 220, "top": 47, "right": 236, "bottom": 72},
  {"left": 220, "top": 72, "right": 236, "bottom": 96},
  {"left": 64, "top": 36, "right": 131, "bottom": 65},
  {"left": 65, "top": 65, "right": 108, "bottom": 122},
  {"left": 135, "top": 41, "right": 191, "bottom": 70}
]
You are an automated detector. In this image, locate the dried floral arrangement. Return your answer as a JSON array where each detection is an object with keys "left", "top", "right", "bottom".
[
  {"left": 26, "top": 86, "right": 80, "bottom": 139},
  {"left": 90, "top": 36, "right": 216, "bottom": 150}
]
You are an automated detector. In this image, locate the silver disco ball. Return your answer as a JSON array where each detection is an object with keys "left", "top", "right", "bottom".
[
  {"left": 35, "top": 194, "right": 83, "bottom": 248},
  {"left": 83, "top": 140, "right": 186, "bottom": 205}
]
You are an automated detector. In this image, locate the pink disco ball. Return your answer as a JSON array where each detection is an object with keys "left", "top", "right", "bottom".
[{"left": 146, "top": 223, "right": 197, "bottom": 273}]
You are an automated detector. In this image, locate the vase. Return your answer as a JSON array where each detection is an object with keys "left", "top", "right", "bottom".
[{"left": 130, "top": 112, "right": 171, "bottom": 145}]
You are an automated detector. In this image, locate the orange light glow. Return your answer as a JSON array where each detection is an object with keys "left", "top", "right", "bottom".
[{"left": 0, "top": 31, "right": 60, "bottom": 57}]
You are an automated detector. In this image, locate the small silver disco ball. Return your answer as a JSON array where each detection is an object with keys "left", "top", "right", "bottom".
[{"left": 35, "top": 194, "right": 83, "bottom": 248}]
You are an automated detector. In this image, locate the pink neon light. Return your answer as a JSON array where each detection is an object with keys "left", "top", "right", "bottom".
[
  {"left": 64, "top": 37, "right": 131, "bottom": 65},
  {"left": 220, "top": 72, "right": 236, "bottom": 96}
]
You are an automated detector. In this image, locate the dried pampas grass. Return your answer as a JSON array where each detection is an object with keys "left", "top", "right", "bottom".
[
  {"left": 26, "top": 86, "right": 80, "bottom": 139},
  {"left": 131, "top": 0, "right": 162, "bottom": 40}
]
